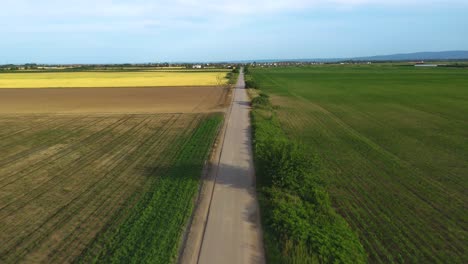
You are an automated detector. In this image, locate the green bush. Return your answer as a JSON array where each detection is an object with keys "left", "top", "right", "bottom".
[
  {"left": 245, "top": 79, "right": 258, "bottom": 89},
  {"left": 258, "top": 140, "right": 321, "bottom": 191},
  {"left": 251, "top": 93, "right": 270, "bottom": 108},
  {"left": 226, "top": 72, "right": 239, "bottom": 85},
  {"left": 251, "top": 94, "right": 366, "bottom": 263}
]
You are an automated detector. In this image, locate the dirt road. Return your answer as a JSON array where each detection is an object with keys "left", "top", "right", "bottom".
[{"left": 193, "top": 71, "right": 264, "bottom": 263}]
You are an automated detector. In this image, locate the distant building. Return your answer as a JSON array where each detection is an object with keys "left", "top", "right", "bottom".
[
  {"left": 415, "top": 64, "right": 438, "bottom": 67},
  {"left": 192, "top": 65, "right": 202, "bottom": 69}
]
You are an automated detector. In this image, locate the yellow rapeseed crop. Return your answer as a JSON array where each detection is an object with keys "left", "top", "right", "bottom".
[{"left": 0, "top": 71, "right": 228, "bottom": 88}]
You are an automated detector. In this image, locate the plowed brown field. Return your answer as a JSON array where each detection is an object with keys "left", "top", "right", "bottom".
[{"left": 0, "top": 86, "right": 230, "bottom": 114}]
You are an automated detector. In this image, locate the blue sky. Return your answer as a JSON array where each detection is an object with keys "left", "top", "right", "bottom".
[{"left": 1, "top": 0, "right": 468, "bottom": 63}]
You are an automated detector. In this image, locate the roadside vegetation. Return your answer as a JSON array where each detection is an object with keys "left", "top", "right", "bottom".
[
  {"left": 225, "top": 67, "right": 240, "bottom": 85},
  {"left": 247, "top": 70, "right": 366, "bottom": 263},
  {"left": 248, "top": 65, "right": 468, "bottom": 263},
  {"left": 244, "top": 67, "right": 258, "bottom": 89}
]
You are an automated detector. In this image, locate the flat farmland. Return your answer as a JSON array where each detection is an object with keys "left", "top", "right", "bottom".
[
  {"left": 250, "top": 66, "right": 468, "bottom": 263},
  {"left": 0, "top": 71, "right": 227, "bottom": 88},
  {"left": 0, "top": 71, "right": 228, "bottom": 263},
  {"left": 0, "top": 113, "right": 221, "bottom": 263}
]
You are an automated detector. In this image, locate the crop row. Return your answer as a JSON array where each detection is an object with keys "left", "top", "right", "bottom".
[
  {"left": 249, "top": 66, "right": 468, "bottom": 263},
  {"left": 44, "top": 114, "right": 189, "bottom": 263},
  {"left": 0, "top": 113, "right": 221, "bottom": 263},
  {"left": 76, "top": 114, "right": 222, "bottom": 263},
  {"left": 275, "top": 98, "right": 466, "bottom": 263},
  {"left": 1, "top": 114, "right": 157, "bottom": 261}
]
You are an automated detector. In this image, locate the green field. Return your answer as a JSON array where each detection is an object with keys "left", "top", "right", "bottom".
[
  {"left": 250, "top": 65, "right": 468, "bottom": 263},
  {"left": 0, "top": 113, "right": 221, "bottom": 263}
]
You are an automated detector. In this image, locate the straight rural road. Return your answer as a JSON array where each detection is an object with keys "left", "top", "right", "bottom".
[{"left": 192, "top": 70, "right": 265, "bottom": 264}]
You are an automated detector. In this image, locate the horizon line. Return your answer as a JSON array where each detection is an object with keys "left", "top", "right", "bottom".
[{"left": 2, "top": 50, "right": 468, "bottom": 65}]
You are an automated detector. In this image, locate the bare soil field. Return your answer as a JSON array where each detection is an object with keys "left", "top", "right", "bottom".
[{"left": 0, "top": 86, "right": 230, "bottom": 114}]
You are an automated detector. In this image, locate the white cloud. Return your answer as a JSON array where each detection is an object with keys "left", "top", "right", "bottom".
[
  {"left": 2, "top": 0, "right": 466, "bottom": 17},
  {"left": 1, "top": 0, "right": 466, "bottom": 33}
]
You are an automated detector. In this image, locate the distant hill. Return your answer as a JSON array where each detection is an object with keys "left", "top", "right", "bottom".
[
  {"left": 352, "top": 50, "right": 468, "bottom": 61},
  {"left": 234, "top": 50, "right": 468, "bottom": 63}
]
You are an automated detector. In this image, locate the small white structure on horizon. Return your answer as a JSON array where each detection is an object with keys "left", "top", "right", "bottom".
[
  {"left": 192, "top": 64, "right": 202, "bottom": 69},
  {"left": 415, "top": 64, "right": 438, "bottom": 67}
]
